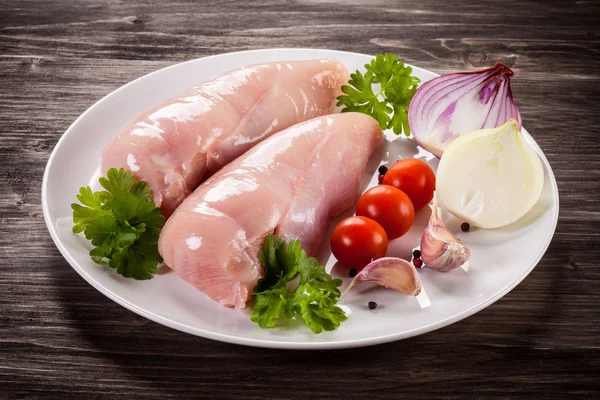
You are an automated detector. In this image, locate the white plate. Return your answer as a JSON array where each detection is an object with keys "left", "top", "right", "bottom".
[{"left": 42, "top": 49, "right": 559, "bottom": 349}]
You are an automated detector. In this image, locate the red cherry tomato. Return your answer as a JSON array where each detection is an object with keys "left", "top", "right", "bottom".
[
  {"left": 330, "top": 216, "right": 388, "bottom": 269},
  {"left": 355, "top": 185, "right": 414, "bottom": 239},
  {"left": 383, "top": 159, "right": 436, "bottom": 210}
]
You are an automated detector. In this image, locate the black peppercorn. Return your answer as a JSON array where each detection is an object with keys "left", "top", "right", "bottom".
[
  {"left": 378, "top": 165, "right": 388, "bottom": 175},
  {"left": 349, "top": 268, "right": 357, "bottom": 277},
  {"left": 368, "top": 301, "right": 377, "bottom": 310},
  {"left": 412, "top": 249, "right": 421, "bottom": 258},
  {"left": 461, "top": 222, "right": 471, "bottom": 232}
]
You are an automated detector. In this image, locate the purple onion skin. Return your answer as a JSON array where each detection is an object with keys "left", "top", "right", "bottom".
[{"left": 408, "top": 63, "right": 521, "bottom": 158}]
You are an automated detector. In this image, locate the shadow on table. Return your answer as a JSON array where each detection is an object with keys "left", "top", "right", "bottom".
[{"left": 51, "top": 236, "right": 570, "bottom": 396}]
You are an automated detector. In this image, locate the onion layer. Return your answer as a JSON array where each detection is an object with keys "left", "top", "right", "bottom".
[
  {"left": 436, "top": 119, "right": 544, "bottom": 229},
  {"left": 408, "top": 63, "right": 521, "bottom": 158}
]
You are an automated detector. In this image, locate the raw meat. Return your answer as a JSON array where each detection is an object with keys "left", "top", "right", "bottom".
[
  {"left": 158, "top": 113, "right": 383, "bottom": 308},
  {"left": 102, "top": 60, "right": 348, "bottom": 216}
]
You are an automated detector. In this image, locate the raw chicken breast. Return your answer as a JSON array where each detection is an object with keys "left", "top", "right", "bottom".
[
  {"left": 159, "top": 113, "right": 383, "bottom": 308},
  {"left": 102, "top": 60, "right": 348, "bottom": 216}
]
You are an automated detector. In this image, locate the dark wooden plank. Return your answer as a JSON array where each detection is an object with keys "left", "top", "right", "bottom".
[{"left": 1, "top": 0, "right": 599, "bottom": 398}]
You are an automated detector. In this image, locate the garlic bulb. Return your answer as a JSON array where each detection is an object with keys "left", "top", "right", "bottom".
[
  {"left": 420, "top": 199, "right": 470, "bottom": 272},
  {"left": 343, "top": 257, "right": 421, "bottom": 296},
  {"left": 436, "top": 119, "right": 544, "bottom": 228}
]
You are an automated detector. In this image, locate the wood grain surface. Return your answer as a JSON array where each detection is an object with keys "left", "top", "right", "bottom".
[{"left": 1, "top": 0, "right": 599, "bottom": 398}]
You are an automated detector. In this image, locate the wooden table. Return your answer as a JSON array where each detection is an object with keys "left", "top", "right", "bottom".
[{"left": 1, "top": 0, "right": 598, "bottom": 398}]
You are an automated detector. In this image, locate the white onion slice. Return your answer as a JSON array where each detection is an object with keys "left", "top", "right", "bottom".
[
  {"left": 408, "top": 63, "right": 521, "bottom": 158},
  {"left": 436, "top": 119, "right": 544, "bottom": 229}
]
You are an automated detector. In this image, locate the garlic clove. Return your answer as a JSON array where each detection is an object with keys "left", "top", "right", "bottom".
[
  {"left": 344, "top": 257, "right": 422, "bottom": 296},
  {"left": 421, "top": 199, "right": 470, "bottom": 272},
  {"left": 436, "top": 119, "right": 544, "bottom": 228}
]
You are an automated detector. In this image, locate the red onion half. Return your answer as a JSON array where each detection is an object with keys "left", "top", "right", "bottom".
[{"left": 408, "top": 63, "right": 521, "bottom": 158}]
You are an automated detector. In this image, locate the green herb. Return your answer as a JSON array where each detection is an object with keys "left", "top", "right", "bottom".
[
  {"left": 71, "top": 168, "right": 164, "bottom": 280},
  {"left": 336, "top": 53, "right": 420, "bottom": 136},
  {"left": 251, "top": 235, "right": 347, "bottom": 333}
]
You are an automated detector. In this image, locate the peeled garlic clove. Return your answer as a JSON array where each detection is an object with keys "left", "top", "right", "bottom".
[
  {"left": 344, "top": 257, "right": 422, "bottom": 296},
  {"left": 436, "top": 119, "right": 544, "bottom": 228},
  {"left": 421, "top": 199, "right": 470, "bottom": 271}
]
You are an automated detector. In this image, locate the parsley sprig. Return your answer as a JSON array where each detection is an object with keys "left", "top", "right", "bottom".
[
  {"left": 251, "top": 235, "right": 347, "bottom": 333},
  {"left": 72, "top": 168, "right": 164, "bottom": 280},
  {"left": 336, "top": 53, "right": 420, "bottom": 136}
]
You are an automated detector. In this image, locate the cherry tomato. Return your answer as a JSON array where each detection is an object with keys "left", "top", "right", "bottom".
[
  {"left": 383, "top": 159, "right": 436, "bottom": 210},
  {"left": 330, "top": 216, "right": 388, "bottom": 269},
  {"left": 355, "top": 185, "right": 414, "bottom": 239}
]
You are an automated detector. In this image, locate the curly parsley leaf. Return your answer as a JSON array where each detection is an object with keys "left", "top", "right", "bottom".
[
  {"left": 250, "top": 280, "right": 293, "bottom": 328},
  {"left": 72, "top": 168, "right": 164, "bottom": 280},
  {"left": 336, "top": 53, "right": 420, "bottom": 136},
  {"left": 297, "top": 253, "right": 343, "bottom": 296},
  {"left": 251, "top": 234, "right": 346, "bottom": 333},
  {"left": 255, "top": 235, "right": 301, "bottom": 293},
  {"left": 293, "top": 286, "right": 347, "bottom": 334}
]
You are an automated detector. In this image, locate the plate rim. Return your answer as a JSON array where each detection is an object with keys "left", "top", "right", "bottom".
[{"left": 42, "top": 48, "right": 560, "bottom": 349}]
